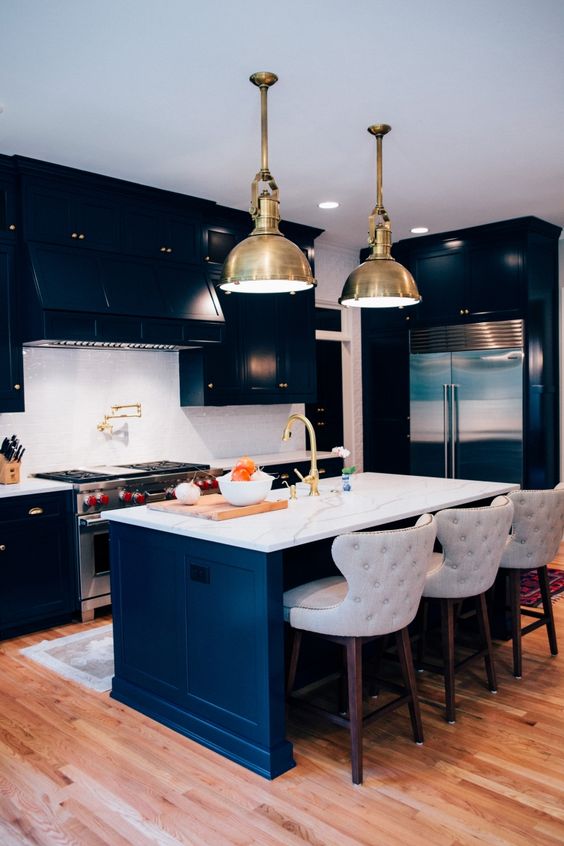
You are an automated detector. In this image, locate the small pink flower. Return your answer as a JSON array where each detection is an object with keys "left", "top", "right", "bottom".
[{"left": 331, "top": 446, "right": 351, "bottom": 460}]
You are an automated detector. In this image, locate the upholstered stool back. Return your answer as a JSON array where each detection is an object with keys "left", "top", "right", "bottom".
[
  {"left": 499, "top": 488, "right": 564, "bottom": 571},
  {"left": 285, "top": 513, "right": 436, "bottom": 639},
  {"left": 424, "top": 495, "right": 514, "bottom": 600}
]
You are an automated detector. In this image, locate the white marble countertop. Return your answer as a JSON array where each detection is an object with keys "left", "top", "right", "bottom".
[
  {"left": 102, "top": 472, "right": 519, "bottom": 553},
  {"left": 0, "top": 478, "right": 73, "bottom": 499}
]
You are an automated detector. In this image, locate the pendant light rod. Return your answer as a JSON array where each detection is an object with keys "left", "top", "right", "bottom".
[
  {"left": 368, "top": 123, "right": 391, "bottom": 222},
  {"left": 250, "top": 71, "right": 278, "bottom": 180}
]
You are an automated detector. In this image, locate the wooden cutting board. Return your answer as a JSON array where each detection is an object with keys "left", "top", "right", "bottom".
[{"left": 148, "top": 493, "right": 288, "bottom": 521}]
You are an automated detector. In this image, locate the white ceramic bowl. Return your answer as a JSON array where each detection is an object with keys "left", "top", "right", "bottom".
[{"left": 218, "top": 472, "right": 274, "bottom": 506}]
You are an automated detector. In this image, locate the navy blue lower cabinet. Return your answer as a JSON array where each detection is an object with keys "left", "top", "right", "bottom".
[
  {"left": 0, "top": 491, "right": 77, "bottom": 638},
  {"left": 109, "top": 524, "right": 295, "bottom": 779}
]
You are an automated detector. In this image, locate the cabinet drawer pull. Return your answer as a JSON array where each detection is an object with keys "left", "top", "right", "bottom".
[
  {"left": 71, "top": 232, "right": 79, "bottom": 239},
  {"left": 317, "top": 407, "right": 325, "bottom": 412},
  {"left": 14, "top": 384, "right": 21, "bottom": 390},
  {"left": 316, "top": 421, "right": 326, "bottom": 427},
  {"left": 207, "top": 383, "right": 214, "bottom": 389},
  {"left": 278, "top": 382, "right": 288, "bottom": 389},
  {"left": 318, "top": 468, "right": 326, "bottom": 475},
  {"left": 166, "top": 247, "right": 173, "bottom": 254},
  {"left": 28, "top": 507, "right": 44, "bottom": 516},
  {"left": 0, "top": 544, "right": 5, "bottom": 552},
  {"left": 160, "top": 246, "right": 167, "bottom": 253},
  {"left": 280, "top": 473, "right": 290, "bottom": 480},
  {"left": 8, "top": 223, "right": 16, "bottom": 231},
  {"left": 78, "top": 233, "right": 85, "bottom": 240}
]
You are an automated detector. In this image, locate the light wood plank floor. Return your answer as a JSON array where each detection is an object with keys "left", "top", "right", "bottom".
[{"left": 2, "top": 563, "right": 564, "bottom": 845}]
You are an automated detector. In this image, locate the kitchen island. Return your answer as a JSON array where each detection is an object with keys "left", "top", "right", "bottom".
[{"left": 104, "top": 472, "right": 518, "bottom": 779}]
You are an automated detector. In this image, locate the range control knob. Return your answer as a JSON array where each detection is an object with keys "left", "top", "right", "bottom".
[
  {"left": 119, "top": 490, "right": 133, "bottom": 503},
  {"left": 209, "top": 478, "right": 219, "bottom": 490},
  {"left": 84, "top": 495, "right": 98, "bottom": 509},
  {"left": 132, "top": 491, "right": 146, "bottom": 505},
  {"left": 165, "top": 486, "right": 177, "bottom": 500},
  {"left": 97, "top": 493, "right": 110, "bottom": 506}
]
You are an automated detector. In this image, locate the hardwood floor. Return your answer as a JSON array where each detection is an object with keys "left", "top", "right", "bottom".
[{"left": 2, "top": 579, "right": 564, "bottom": 845}]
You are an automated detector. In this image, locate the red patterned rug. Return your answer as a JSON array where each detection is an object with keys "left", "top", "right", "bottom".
[{"left": 520, "top": 568, "right": 564, "bottom": 607}]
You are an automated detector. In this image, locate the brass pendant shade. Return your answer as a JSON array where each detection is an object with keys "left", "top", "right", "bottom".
[
  {"left": 339, "top": 124, "right": 421, "bottom": 308},
  {"left": 219, "top": 72, "right": 315, "bottom": 294}
]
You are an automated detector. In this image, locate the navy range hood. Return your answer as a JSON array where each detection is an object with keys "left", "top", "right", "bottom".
[{"left": 21, "top": 242, "right": 224, "bottom": 350}]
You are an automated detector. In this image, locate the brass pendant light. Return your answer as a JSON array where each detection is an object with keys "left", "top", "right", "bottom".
[
  {"left": 219, "top": 72, "right": 315, "bottom": 294},
  {"left": 339, "top": 124, "right": 421, "bottom": 308}
]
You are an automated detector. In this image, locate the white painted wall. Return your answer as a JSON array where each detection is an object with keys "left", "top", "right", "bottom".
[{"left": 0, "top": 241, "right": 361, "bottom": 477}]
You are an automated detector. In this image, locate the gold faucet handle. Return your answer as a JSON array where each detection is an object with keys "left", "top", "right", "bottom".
[{"left": 293, "top": 468, "right": 305, "bottom": 482}]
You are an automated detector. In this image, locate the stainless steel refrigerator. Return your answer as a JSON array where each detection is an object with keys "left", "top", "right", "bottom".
[{"left": 409, "top": 320, "right": 524, "bottom": 483}]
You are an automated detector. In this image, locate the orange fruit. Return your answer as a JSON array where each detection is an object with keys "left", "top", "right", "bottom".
[
  {"left": 234, "top": 455, "right": 256, "bottom": 476},
  {"left": 231, "top": 467, "right": 252, "bottom": 482}
]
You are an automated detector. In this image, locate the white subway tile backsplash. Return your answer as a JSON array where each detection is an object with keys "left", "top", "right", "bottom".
[{"left": 0, "top": 347, "right": 305, "bottom": 475}]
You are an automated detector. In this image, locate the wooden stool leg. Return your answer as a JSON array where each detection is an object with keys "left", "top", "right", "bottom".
[
  {"left": 441, "top": 598, "right": 456, "bottom": 723},
  {"left": 476, "top": 591, "right": 497, "bottom": 692},
  {"left": 508, "top": 569, "right": 523, "bottom": 678},
  {"left": 346, "top": 638, "right": 364, "bottom": 784},
  {"left": 395, "top": 627, "right": 424, "bottom": 744},
  {"left": 416, "top": 599, "right": 428, "bottom": 671},
  {"left": 538, "top": 565, "right": 558, "bottom": 656},
  {"left": 286, "top": 629, "right": 302, "bottom": 694}
]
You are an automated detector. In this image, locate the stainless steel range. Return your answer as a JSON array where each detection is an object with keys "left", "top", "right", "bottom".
[{"left": 34, "top": 461, "right": 221, "bottom": 621}]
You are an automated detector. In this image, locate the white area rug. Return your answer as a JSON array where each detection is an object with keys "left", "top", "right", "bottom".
[{"left": 21, "top": 624, "right": 114, "bottom": 692}]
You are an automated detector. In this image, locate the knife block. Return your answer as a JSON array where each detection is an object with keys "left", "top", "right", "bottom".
[{"left": 0, "top": 457, "right": 20, "bottom": 485}]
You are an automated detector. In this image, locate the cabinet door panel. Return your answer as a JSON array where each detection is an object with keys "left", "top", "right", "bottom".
[
  {"left": 240, "top": 294, "right": 279, "bottom": 396},
  {"left": 29, "top": 244, "right": 107, "bottom": 311},
  {"left": 414, "top": 250, "right": 467, "bottom": 323},
  {"left": 165, "top": 214, "right": 200, "bottom": 264},
  {"left": 278, "top": 291, "right": 316, "bottom": 397},
  {"left": 158, "top": 263, "right": 223, "bottom": 321},
  {"left": 469, "top": 240, "right": 522, "bottom": 316},
  {"left": 0, "top": 516, "right": 75, "bottom": 630},
  {"left": 0, "top": 243, "right": 24, "bottom": 411}
]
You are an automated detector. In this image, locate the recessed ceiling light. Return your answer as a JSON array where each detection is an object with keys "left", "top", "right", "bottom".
[
  {"left": 410, "top": 226, "right": 429, "bottom": 234},
  {"left": 318, "top": 201, "right": 339, "bottom": 209}
]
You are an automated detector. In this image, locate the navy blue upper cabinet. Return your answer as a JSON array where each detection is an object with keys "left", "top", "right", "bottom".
[
  {"left": 122, "top": 204, "right": 201, "bottom": 263},
  {"left": 0, "top": 242, "right": 24, "bottom": 412},
  {"left": 0, "top": 157, "right": 18, "bottom": 241},
  {"left": 393, "top": 222, "right": 531, "bottom": 325},
  {"left": 22, "top": 178, "right": 121, "bottom": 251}
]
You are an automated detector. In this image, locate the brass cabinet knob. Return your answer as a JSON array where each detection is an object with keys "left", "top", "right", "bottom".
[
  {"left": 207, "top": 383, "right": 214, "bottom": 389},
  {"left": 204, "top": 256, "right": 210, "bottom": 262},
  {"left": 160, "top": 246, "right": 167, "bottom": 253},
  {"left": 318, "top": 468, "right": 326, "bottom": 475},
  {"left": 14, "top": 384, "right": 21, "bottom": 390},
  {"left": 0, "top": 544, "right": 5, "bottom": 551},
  {"left": 78, "top": 233, "right": 85, "bottom": 240},
  {"left": 278, "top": 382, "right": 289, "bottom": 389},
  {"left": 465, "top": 308, "right": 470, "bottom": 315},
  {"left": 28, "top": 507, "right": 44, "bottom": 516},
  {"left": 317, "top": 407, "right": 325, "bottom": 412},
  {"left": 71, "top": 232, "right": 79, "bottom": 239},
  {"left": 166, "top": 247, "right": 172, "bottom": 254},
  {"left": 405, "top": 315, "right": 411, "bottom": 321},
  {"left": 280, "top": 473, "right": 289, "bottom": 480},
  {"left": 316, "top": 421, "right": 326, "bottom": 427},
  {"left": 8, "top": 223, "right": 16, "bottom": 231}
]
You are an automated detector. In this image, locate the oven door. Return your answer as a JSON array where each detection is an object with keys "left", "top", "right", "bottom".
[{"left": 78, "top": 515, "right": 111, "bottom": 602}]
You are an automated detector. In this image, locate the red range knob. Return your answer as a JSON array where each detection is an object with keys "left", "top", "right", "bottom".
[
  {"left": 132, "top": 491, "right": 146, "bottom": 505},
  {"left": 98, "top": 493, "right": 110, "bottom": 506},
  {"left": 84, "top": 495, "right": 98, "bottom": 508},
  {"left": 210, "top": 479, "right": 219, "bottom": 490},
  {"left": 119, "top": 490, "right": 133, "bottom": 503}
]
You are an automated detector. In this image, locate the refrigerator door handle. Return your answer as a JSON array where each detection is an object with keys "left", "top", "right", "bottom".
[
  {"left": 451, "top": 384, "right": 458, "bottom": 478},
  {"left": 443, "top": 384, "right": 450, "bottom": 478}
]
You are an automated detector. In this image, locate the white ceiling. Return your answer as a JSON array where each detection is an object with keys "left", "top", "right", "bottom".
[{"left": 2, "top": 0, "right": 563, "bottom": 251}]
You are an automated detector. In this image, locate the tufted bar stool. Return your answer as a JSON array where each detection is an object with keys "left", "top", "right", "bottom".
[
  {"left": 498, "top": 486, "right": 564, "bottom": 678},
  {"left": 283, "top": 513, "right": 437, "bottom": 784},
  {"left": 418, "top": 495, "right": 514, "bottom": 724}
]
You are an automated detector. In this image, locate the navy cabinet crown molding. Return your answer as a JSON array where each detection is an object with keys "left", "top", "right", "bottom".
[
  {"left": 0, "top": 490, "right": 78, "bottom": 639},
  {"left": 361, "top": 216, "right": 562, "bottom": 488}
]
